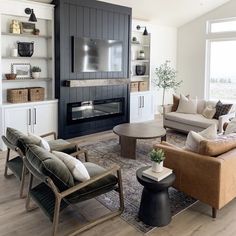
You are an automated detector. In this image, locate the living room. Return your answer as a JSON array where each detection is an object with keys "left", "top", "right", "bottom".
[{"left": 1, "top": 0, "right": 236, "bottom": 235}]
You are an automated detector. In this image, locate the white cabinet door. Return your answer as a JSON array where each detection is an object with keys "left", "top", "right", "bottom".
[
  {"left": 33, "top": 102, "right": 57, "bottom": 135},
  {"left": 141, "top": 93, "right": 154, "bottom": 121},
  {"left": 4, "top": 106, "right": 32, "bottom": 134},
  {"left": 130, "top": 94, "right": 141, "bottom": 123}
]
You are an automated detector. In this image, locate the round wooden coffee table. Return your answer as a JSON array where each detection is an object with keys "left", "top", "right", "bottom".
[{"left": 113, "top": 123, "right": 166, "bottom": 159}]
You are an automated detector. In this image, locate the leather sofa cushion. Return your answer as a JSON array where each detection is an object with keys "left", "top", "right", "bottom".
[
  {"left": 66, "top": 162, "right": 118, "bottom": 203},
  {"left": 6, "top": 127, "right": 40, "bottom": 154},
  {"left": 26, "top": 144, "right": 74, "bottom": 191},
  {"left": 165, "top": 112, "right": 218, "bottom": 129},
  {"left": 199, "top": 134, "right": 236, "bottom": 156}
]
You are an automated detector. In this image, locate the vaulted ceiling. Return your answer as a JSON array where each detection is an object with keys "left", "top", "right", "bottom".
[{"left": 29, "top": 0, "right": 231, "bottom": 27}]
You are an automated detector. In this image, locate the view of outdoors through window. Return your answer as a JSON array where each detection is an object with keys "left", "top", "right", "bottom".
[{"left": 209, "top": 40, "right": 236, "bottom": 102}]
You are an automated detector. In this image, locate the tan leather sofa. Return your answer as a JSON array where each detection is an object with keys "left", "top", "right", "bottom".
[{"left": 154, "top": 141, "right": 236, "bottom": 218}]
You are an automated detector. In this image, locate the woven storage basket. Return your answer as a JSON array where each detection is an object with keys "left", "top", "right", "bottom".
[
  {"left": 7, "top": 88, "right": 28, "bottom": 103},
  {"left": 28, "top": 87, "right": 45, "bottom": 101},
  {"left": 138, "top": 81, "right": 148, "bottom": 91},
  {"left": 130, "top": 82, "right": 139, "bottom": 92}
]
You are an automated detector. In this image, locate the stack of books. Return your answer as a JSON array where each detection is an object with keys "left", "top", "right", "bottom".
[{"left": 142, "top": 167, "right": 172, "bottom": 182}]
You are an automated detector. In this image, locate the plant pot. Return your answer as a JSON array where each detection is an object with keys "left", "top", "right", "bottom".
[
  {"left": 32, "top": 72, "right": 40, "bottom": 79},
  {"left": 152, "top": 161, "right": 164, "bottom": 173}
]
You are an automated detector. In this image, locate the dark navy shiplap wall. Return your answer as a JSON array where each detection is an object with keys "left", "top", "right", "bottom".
[{"left": 53, "top": 0, "right": 132, "bottom": 138}]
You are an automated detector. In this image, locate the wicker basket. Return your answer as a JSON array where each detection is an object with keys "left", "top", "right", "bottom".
[
  {"left": 7, "top": 88, "right": 28, "bottom": 103},
  {"left": 28, "top": 87, "right": 45, "bottom": 101},
  {"left": 138, "top": 81, "right": 148, "bottom": 91},
  {"left": 130, "top": 82, "right": 139, "bottom": 92}
]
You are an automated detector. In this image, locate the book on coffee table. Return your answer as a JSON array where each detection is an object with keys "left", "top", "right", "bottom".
[{"left": 142, "top": 167, "right": 173, "bottom": 182}]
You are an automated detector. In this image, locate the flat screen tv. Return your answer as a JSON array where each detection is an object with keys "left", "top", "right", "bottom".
[{"left": 72, "top": 36, "right": 123, "bottom": 72}]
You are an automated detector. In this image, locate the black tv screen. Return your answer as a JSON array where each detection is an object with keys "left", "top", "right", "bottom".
[{"left": 72, "top": 37, "right": 123, "bottom": 72}]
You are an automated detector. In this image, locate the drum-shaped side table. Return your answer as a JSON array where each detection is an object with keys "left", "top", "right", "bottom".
[{"left": 136, "top": 166, "right": 175, "bottom": 227}]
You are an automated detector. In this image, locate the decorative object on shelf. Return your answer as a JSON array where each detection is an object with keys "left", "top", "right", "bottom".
[
  {"left": 136, "top": 65, "right": 146, "bottom": 76},
  {"left": 11, "top": 63, "right": 31, "bottom": 79},
  {"left": 138, "top": 81, "right": 148, "bottom": 91},
  {"left": 28, "top": 87, "right": 45, "bottom": 101},
  {"left": 20, "top": 22, "right": 36, "bottom": 34},
  {"left": 138, "top": 50, "right": 145, "bottom": 60},
  {"left": 5, "top": 73, "right": 17, "bottom": 80},
  {"left": 31, "top": 66, "right": 41, "bottom": 79},
  {"left": 131, "top": 36, "right": 139, "bottom": 44},
  {"left": 7, "top": 88, "right": 28, "bottom": 103},
  {"left": 34, "top": 28, "right": 40, "bottom": 35},
  {"left": 149, "top": 149, "right": 165, "bottom": 173},
  {"left": 10, "top": 20, "right": 21, "bottom": 34},
  {"left": 136, "top": 25, "right": 148, "bottom": 36},
  {"left": 25, "top": 8, "right": 37, "bottom": 22},
  {"left": 11, "top": 48, "right": 18, "bottom": 57},
  {"left": 153, "top": 60, "right": 182, "bottom": 107},
  {"left": 17, "top": 41, "right": 34, "bottom": 57}
]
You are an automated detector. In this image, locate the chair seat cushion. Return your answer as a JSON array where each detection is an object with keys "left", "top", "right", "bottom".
[
  {"left": 26, "top": 144, "right": 74, "bottom": 191},
  {"left": 66, "top": 162, "right": 118, "bottom": 203},
  {"left": 48, "top": 139, "right": 77, "bottom": 154},
  {"left": 165, "top": 112, "right": 218, "bottom": 129}
]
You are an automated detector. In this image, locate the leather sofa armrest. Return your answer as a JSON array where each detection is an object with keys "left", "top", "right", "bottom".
[
  {"left": 155, "top": 143, "right": 223, "bottom": 209},
  {"left": 163, "top": 104, "right": 173, "bottom": 115},
  {"left": 219, "top": 113, "right": 235, "bottom": 133}
]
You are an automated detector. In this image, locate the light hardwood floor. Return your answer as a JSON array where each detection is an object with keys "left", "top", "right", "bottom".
[{"left": 1, "top": 129, "right": 236, "bottom": 236}]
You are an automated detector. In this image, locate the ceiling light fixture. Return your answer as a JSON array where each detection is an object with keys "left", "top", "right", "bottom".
[
  {"left": 25, "top": 8, "right": 37, "bottom": 22},
  {"left": 136, "top": 25, "right": 148, "bottom": 36}
]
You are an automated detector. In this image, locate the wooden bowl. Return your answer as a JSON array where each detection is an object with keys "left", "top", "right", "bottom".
[{"left": 5, "top": 73, "right": 17, "bottom": 80}]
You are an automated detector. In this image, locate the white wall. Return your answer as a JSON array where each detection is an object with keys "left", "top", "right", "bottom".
[
  {"left": 177, "top": 0, "right": 236, "bottom": 99},
  {"left": 132, "top": 19, "right": 177, "bottom": 113}
]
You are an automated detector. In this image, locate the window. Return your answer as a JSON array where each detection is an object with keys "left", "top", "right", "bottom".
[
  {"left": 207, "top": 40, "right": 236, "bottom": 102},
  {"left": 206, "top": 18, "right": 236, "bottom": 102},
  {"left": 208, "top": 19, "right": 236, "bottom": 33}
]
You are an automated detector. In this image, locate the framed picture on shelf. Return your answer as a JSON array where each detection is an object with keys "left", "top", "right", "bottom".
[
  {"left": 20, "top": 22, "right": 35, "bottom": 34},
  {"left": 11, "top": 63, "right": 31, "bottom": 79}
]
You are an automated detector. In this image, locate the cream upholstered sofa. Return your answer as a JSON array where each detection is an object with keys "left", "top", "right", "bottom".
[{"left": 163, "top": 100, "right": 235, "bottom": 133}]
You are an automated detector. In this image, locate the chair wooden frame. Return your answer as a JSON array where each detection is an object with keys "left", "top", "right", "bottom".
[
  {"left": 24, "top": 150, "right": 124, "bottom": 236},
  {"left": 2, "top": 131, "right": 87, "bottom": 199}
]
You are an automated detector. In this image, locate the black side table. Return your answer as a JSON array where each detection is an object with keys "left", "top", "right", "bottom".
[{"left": 136, "top": 166, "right": 175, "bottom": 227}]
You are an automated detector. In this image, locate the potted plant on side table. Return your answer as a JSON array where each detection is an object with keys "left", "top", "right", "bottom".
[
  {"left": 31, "top": 66, "right": 41, "bottom": 79},
  {"left": 149, "top": 149, "right": 165, "bottom": 173}
]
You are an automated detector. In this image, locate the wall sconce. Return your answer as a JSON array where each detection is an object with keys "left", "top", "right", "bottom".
[
  {"left": 136, "top": 25, "right": 148, "bottom": 36},
  {"left": 25, "top": 8, "right": 37, "bottom": 22}
]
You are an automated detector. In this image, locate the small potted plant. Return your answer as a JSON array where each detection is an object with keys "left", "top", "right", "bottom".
[
  {"left": 31, "top": 66, "right": 41, "bottom": 79},
  {"left": 149, "top": 149, "right": 165, "bottom": 173}
]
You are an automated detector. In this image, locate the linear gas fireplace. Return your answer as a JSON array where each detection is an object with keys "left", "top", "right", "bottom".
[{"left": 67, "top": 98, "right": 125, "bottom": 124}]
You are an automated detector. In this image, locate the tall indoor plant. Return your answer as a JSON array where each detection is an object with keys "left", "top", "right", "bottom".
[{"left": 153, "top": 60, "right": 182, "bottom": 107}]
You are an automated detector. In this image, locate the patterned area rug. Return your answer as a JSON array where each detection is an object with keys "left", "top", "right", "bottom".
[{"left": 81, "top": 130, "right": 196, "bottom": 233}]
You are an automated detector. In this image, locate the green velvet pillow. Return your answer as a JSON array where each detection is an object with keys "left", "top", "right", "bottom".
[
  {"left": 26, "top": 144, "right": 74, "bottom": 191},
  {"left": 6, "top": 127, "right": 40, "bottom": 154}
]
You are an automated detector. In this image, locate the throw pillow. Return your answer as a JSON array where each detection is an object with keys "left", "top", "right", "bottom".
[
  {"left": 225, "top": 118, "right": 236, "bottom": 135},
  {"left": 52, "top": 151, "right": 90, "bottom": 182},
  {"left": 202, "top": 107, "right": 216, "bottom": 119},
  {"left": 185, "top": 131, "right": 205, "bottom": 152},
  {"left": 199, "top": 133, "right": 236, "bottom": 156},
  {"left": 28, "top": 132, "right": 50, "bottom": 151},
  {"left": 176, "top": 94, "right": 197, "bottom": 114},
  {"left": 213, "top": 100, "right": 233, "bottom": 120},
  {"left": 185, "top": 124, "right": 217, "bottom": 152},
  {"left": 171, "top": 94, "right": 189, "bottom": 112}
]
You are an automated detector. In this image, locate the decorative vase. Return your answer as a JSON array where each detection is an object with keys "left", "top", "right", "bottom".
[
  {"left": 32, "top": 72, "right": 40, "bottom": 79},
  {"left": 135, "top": 65, "right": 146, "bottom": 75},
  {"left": 138, "top": 51, "right": 145, "bottom": 60},
  {"left": 152, "top": 161, "right": 164, "bottom": 173}
]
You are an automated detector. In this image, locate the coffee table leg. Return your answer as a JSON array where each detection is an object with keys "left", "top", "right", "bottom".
[
  {"left": 139, "top": 187, "right": 172, "bottom": 227},
  {"left": 120, "top": 136, "right": 136, "bottom": 159}
]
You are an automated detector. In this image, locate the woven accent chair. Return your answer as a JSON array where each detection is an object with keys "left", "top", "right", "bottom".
[
  {"left": 2, "top": 127, "right": 86, "bottom": 198},
  {"left": 24, "top": 144, "right": 124, "bottom": 236}
]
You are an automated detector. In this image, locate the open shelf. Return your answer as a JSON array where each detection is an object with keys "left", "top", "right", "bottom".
[
  {"left": 2, "top": 78, "right": 52, "bottom": 82},
  {"left": 1, "top": 32, "right": 52, "bottom": 39},
  {"left": 132, "top": 75, "right": 149, "bottom": 79},
  {"left": 132, "top": 59, "right": 149, "bottom": 63}
]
